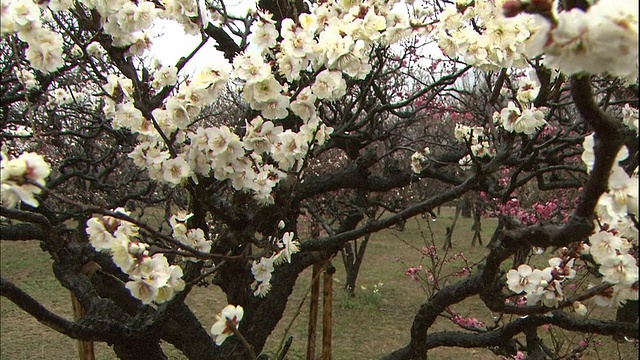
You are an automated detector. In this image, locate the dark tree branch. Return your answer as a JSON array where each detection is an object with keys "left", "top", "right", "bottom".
[
  {"left": 204, "top": 24, "right": 242, "bottom": 61},
  {"left": 0, "top": 206, "right": 52, "bottom": 227},
  {"left": 570, "top": 75, "right": 625, "bottom": 218},
  {"left": 0, "top": 276, "right": 77, "bottom": 337},
  {"left": 0, "top": 223, "right": 45, "bottom": 241},
  {"left": 384, "top": 311, "right": 638, "bottom": 360}
]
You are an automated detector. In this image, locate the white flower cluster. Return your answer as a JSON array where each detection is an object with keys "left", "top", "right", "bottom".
[
  {"left": 151, "top": 65, "right": 178, "bottom": 89},
  {"left": 453, "top": 124, "right": 495, "bottom": 171},
  {"left": 507, "top": 257, "right": 577, "bottom": 308},
  {"left": 493, "top": 69, "right": 547, "bottom": 135},
  {"left": 86, "top": 209, "right": 185, "bottom": 305},
  {"left": 64, "top": 0, "right": 160, "bottom": 54},
  {"left": 278, "top": 0, "right": 412, "bottom": 76},
  {"left": 15, "top": 68, "right": 38, "bottom": 90},
  {"left": 586, "top": 231, "right": 638, "bottom": 307},
  {"left": 524, "top": 0, "right": 639, "bottom": 80},
  {"left": 435, "top": 1, "right": 540, "bottom": 70},
  {"left": 251, "top": 231, "right": 300, "bottom": 297},
  {"left": 169, "top": 211, "right": 212, "bottom": 259},
  {"left": 247, "top": 11, "right": 279, "bottom": 54},
  {"left": 581, "top": 134, "right": 639, "bottom": 234},
  {"left": 492, "top": 69, "right": 547, "bottom": 135},
  {"left": 2, "top": 0, "right": 221, "bottom": 73},
  {"left": 507, "top": 137, "right": 639, "bottom": 311},
  {"left": 410, "top": 147, "right": 430, "bottom": 174},
  {"left": 582, "top": 135, "right": 639, "bottom": 306},
  {"left": 582, "top": 135, "right": 638, "bottom": 306},
  {"left": 121, "top": 67, "right": 334, "bottom": 205},
  {"left": 229, "top": 0, "right": 415, "bottom": 123},
  {"left": 496, "top": 100, "right": 546, "bottom": 135},
  {"left": 162, "top": 0, "right": 209, "bottom": 36},
  {"left": 1, "top": 152, "right": 51, "bottom": 208},
  {"left": 1, "top": 0, "right": 65, "bottom": 72},
  {"left": 597, "top": 165, "right": 639, "bottom": 228},
  {"left": 92, "top": 1, "right": 434, "bottom": 204}
]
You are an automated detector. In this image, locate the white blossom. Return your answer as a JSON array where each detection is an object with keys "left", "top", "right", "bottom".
[
  {"left": 506, "top": 264, "right": 543, "bottom": 294},
  {"left": 210, "top": 305, "right": 244, "bottom": 345},
  {"left": 1, "top": 152, "right": 51, "bottom": 208},
  {"left": 311, "top": 70, "right": 346, "bottom": 101}
]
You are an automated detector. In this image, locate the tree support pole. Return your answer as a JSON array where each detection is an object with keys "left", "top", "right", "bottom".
[
  {"left": 321, "top": 262, "right": 335, "bottom": 360},
  {"left": 73, "top": 262, "right": 98, "bottom": 360},
  {"left": 71, "top": 292, "right": 95, "bottom": 360},
  {"left": 306, "top": 262, "right": 322, "bottom": 360}
]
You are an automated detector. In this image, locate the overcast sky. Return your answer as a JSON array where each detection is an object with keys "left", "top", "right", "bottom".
[
  {"left": 147, "top": 19, "right": 227, "bottom": 72},
  {"left": 147, "top": 1, "right": 253, "bottom": 73}
]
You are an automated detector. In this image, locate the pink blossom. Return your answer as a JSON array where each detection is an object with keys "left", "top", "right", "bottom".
[
  {"left": 405, "top": 265, "right": 423, "bottom": 280},
  {"left": 569, "top": 283, "right": 578, "bottom": 290},
  {"left": 579, "top": 340, "right": 588, "bottom": 347}
]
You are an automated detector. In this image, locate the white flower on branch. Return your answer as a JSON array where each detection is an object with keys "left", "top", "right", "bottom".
[
  {"left": 506, "top": 264, "right": 543, "bottom": 294},
  {"left": 311, "top": 70, "right": 346, "bottom": 101},
  {"left": 599, "top": 254, "right": 639, "bottom": 285},
  {"left": 210, "top": 305, "right": 244, "bottom": 345},
  {"left": 1, "top": 152, "right": 51, "bottom": 208}
]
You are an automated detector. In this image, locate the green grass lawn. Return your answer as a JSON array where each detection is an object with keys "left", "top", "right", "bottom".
[{"left": 1, "top": 208, "right": 638, "bottom": 359}]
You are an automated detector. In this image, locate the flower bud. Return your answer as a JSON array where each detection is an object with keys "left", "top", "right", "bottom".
[
  {"left": 573, "top": 301, "right": 588, "bottom": 316},
  {"left": 580, "top": 243, "right": 590, "bottom": 255}
]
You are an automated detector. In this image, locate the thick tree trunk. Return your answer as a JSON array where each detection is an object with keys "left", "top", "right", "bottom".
[
  {"left": 160, "top": 304, "right": 217, "bottom": 360},
  {"left": 524, "top": 327, "right": 547, "bottom": 360},
  {"left": 213, "top": 251, "right": 328, "bottom": 360},
  {"left": 113, "top": 340, "right": 167, "bottom": 360}
]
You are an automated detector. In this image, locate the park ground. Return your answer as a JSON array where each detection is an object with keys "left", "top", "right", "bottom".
[{"left": 1, "top": 208, "right": 637, "bottom": 359}]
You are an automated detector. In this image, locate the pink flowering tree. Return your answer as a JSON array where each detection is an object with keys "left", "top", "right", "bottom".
[{"left": 0, "top": 1, "right": 638, "bottom": 360}]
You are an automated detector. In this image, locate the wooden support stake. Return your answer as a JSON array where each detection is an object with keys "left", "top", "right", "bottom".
[
  {"left": 71, "top": 293, "right": 95, "bottom": 360},
  {"left": 72, "top": 261, "right": 99, "bottom": 360},
  {"left": 321, "top": 263, "right": 335, "bottom": 360},
  {"left": 306, "top": 263, "right": 322, "bottom": 360}
]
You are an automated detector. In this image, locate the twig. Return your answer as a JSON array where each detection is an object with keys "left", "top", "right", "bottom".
[{"left": 227, "top": 318, "right": 258, "bottom": 360}]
